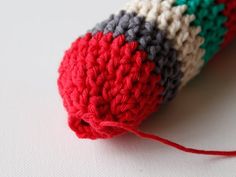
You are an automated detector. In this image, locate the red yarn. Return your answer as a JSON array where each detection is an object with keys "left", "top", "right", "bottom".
[
  {"left": 58, "top": 32, "right": 164, "bottom": 139},
  {"left": 58, "top": 32, "right": 236, "bottom": 156},
  {"left": 101, "top": 121, "right": 236, "bottom": 156},
  {"left": 217, "top": 0, "right": 236, "bottom": 47}
]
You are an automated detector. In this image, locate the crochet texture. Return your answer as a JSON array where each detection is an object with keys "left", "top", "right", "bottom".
[{"left": 58, "top": 0, "right": 236, "bottom": 140}]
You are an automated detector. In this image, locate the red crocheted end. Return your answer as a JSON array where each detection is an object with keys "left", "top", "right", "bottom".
[{"left": 58, "top": 32, "right": 164, "bottom": 139}]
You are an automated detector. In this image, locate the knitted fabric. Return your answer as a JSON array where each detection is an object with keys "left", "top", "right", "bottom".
[
  {"left": 92, "top": 11, "right": 182, "bottom": 102},
  {"left": 58, "top": 32, "right": 164, "bottom": 139},
  {"left": 175, "top": 0, "right": 228, "bottom": 62},
  {"left": 216, "top": 0, "right": 236, "bottom": 47},
  {"left": 123, "top": 0, "right": 205, "bottom": 87},
  {"left": 58, "top": 0, "right": 236, "bottom": 141}
]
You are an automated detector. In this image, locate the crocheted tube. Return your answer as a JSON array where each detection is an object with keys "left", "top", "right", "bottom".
[{"left": 58, "top": 0, "right": 236, "bottom": 140}]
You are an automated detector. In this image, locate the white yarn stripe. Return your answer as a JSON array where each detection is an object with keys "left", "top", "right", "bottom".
[{"left": 122, "top": 0, "right": 205, "bottom": 88}]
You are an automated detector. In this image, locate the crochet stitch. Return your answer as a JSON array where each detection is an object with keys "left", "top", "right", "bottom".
[
  {"left": 216, "top": 0, "right": 236, "bottom": 46},
  {"left": 58, "top": 0, "right": 236, "bottom": 155},
  {"left": 175, "top": 0, "right": 228, "bottom": 62},
  {"left": 92, "top": 11, "right": 182, "bottom": 102},
  {"left": 123, "top": 0, "right": 205, "bottom": 87},
  {"left": 58, "top": 32, "right": 164, "bottom": 139}
]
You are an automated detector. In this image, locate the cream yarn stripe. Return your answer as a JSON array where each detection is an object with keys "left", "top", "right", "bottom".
[{"left": 122, "top": 0, "right": 205, "bottom": 88}]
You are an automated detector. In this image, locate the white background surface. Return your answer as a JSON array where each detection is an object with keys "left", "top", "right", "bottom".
[{"left": 0, "top": 0, "right": 236, "bottom": 177}]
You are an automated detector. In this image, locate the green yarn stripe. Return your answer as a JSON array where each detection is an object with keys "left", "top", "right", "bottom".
[{"left": 175, "top": 0, "right": 228, "bottom": 63}]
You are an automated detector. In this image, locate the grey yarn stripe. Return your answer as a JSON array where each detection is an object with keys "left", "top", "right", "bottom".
[{"left": 91, "top": 10, "right": 183, "bottom": 103}]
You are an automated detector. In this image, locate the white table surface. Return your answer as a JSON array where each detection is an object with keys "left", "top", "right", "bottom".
[{"left": 0, "top": 0, "right": 236, "bottom": 176}]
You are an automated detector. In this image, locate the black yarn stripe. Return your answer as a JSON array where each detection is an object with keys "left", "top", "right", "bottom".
[{"left": 91, "top": 10, "right": 183, "bottom": 103}]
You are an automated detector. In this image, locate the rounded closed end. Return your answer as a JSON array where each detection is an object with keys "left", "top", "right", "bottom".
[{"left": 58, "top": 32, "right": 164, "bottom": 139}]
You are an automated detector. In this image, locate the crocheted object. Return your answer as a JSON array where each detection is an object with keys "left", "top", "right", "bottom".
[{"left": 58, "top": 0, "right": 236, "bottom": 155}]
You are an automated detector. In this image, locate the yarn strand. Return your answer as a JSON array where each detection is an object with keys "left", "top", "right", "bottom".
[
  {"left": 101, "top": 121, "right": 236, "bottom": 156},
  {"left": 58, "top": 0, "right": 236, "bottom": 155}
]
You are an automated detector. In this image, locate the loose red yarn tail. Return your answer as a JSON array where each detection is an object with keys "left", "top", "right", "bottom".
[{"left": 101, "top": 121, "right": 236, "bottom": 156}]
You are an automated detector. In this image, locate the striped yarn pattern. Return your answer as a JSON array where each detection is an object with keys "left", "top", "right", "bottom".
[
  {"left": 123, "top": 0, "right": 205, "bottom": 88},
  {"left": 92, "top": 11, "right": 182, "bottom": 103},
  {"left": 58, "top": 0, "right": 236, "bottom": 139},
  {"left": 175, "top": 0, "right": 228, "bottom": 62}
]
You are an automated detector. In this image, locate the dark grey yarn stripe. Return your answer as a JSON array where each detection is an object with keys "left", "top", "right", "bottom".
[{"left": 91, "top": 10, "right": 183, "bottom": 103}]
